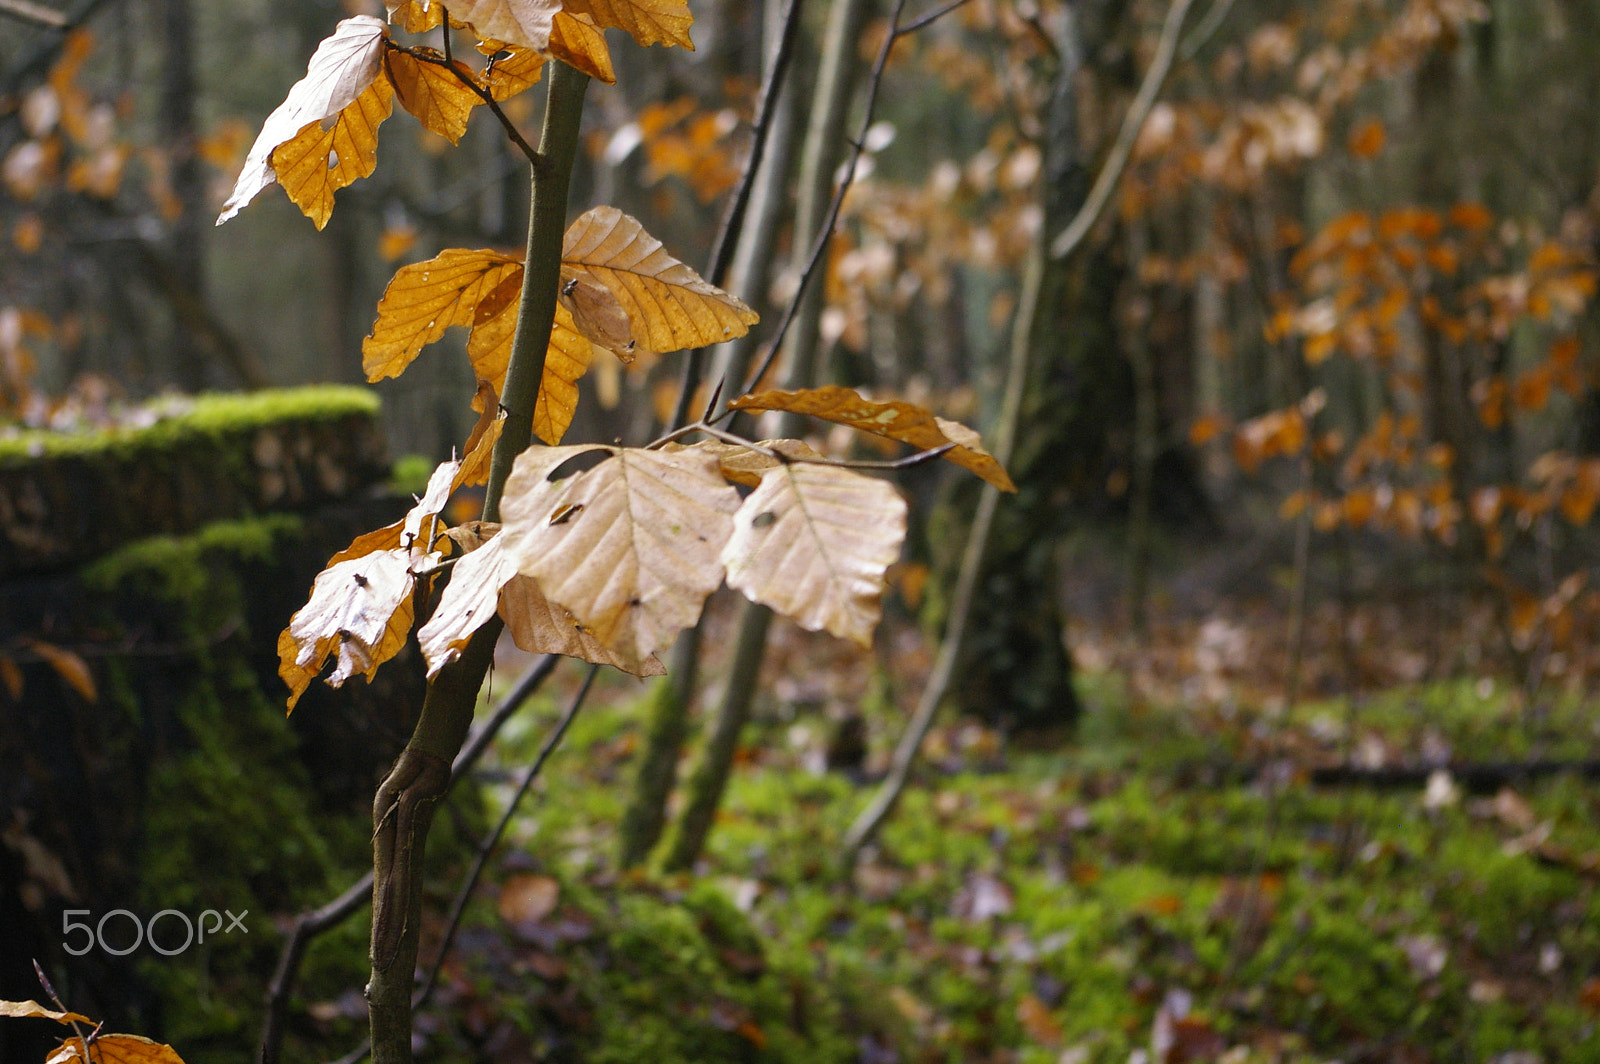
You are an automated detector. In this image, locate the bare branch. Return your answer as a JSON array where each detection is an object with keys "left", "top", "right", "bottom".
[
  {"left": 0, "top": 0, "right": 67, "bottom": 28},
  {"left": 383, "top": 40, "right": 541, "bottom": 166},
  {"left": 1048, "top": 0, "right": 1197, "bottom": 260}
]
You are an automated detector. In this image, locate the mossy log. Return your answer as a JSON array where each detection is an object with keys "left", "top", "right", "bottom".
[{"left": 0, "top": 387, "right": 387, "bottom": 579}]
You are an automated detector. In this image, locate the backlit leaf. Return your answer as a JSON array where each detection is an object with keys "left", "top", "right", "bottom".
[
  {"left": 217, "top": 16, "right": 389, "bottom": 225},
  {"left": 449, "top": 0, "right": 561, "bottom": 53},
  {"left": 386, "top": 0, "right": 444, "bottom": 32},
  {"left": 326, "top": 520, "right": 404, "bottom": 567},
  {"left": 479, "top": 45, "right": 546, "bottom": 100},
  {"left": 270, "top": 76, "right": 394, "bottom": 229},
  {"left": 499, "top": 445, "right": 738, "bottom": 665},
  {"left": 548, "top": 12, "right": 616, "bottom": 83},
  {"left": 729, "top": 385, "right": 1017, "bottom": 491},
  {"left": 534, "top": 303, "right": 595, "bottom": 445},
  {"left": 722, "top": 463, "right": 906, "bottom": 646},
  {"left": 386, "top": 48, "right": 482, "bottom": 144},
  {"left": 559, "top": 206, "right": 757, "bottom": 356},
  {"left": 48, "top": 1033, "right": 187, "bottom": 1064},
  {"left": 562, "top": 0, "right": 694, "bottom": 49},
  {"left": 364, "top": 248, "right": 523, "bottom": 382}
]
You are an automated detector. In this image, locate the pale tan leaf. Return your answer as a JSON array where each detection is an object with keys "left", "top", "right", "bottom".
[
  {"left": 279, "top": 549, "right": 415, "bottom": 712},
  {"left": 270, "top": 75, "right": 395, "bottom": 230},
  {"left": 562, "top": 0, "right": 694, "bottom": 49},
  {"left": 499, "top": 445, "right": 738, "bottom": 664},
  {"left": 499, "top": 567, "right": 667, "bottom": 676},
  {"left": 417, "top": 533, "right": 516, "bottom": 676},
  {"left": 25, "top": 639, "right": 96, "bottom": 702},
  {"left": 730, "top": 385, "right": 1017, "bottom": 491},
  {"left": 548, "top": 12, "right": 616, "bottom": 83},
  {"left": 48, "top": 1033, "right": 187, "bottom": 1064},
  {"left": 405, "top": 456, "right": 461, "bottom": 552},
  {"left": 722, "top": 463, "right": 905, "bottom": 646},
  {"left": 457, "top": 406, "right": 505, "bottom": 488},
  {"left": 0, "top": 1001, "right": 91, "bottom": 1026},
  {"left": 449, "top": 0, "right": 560, "bottom": 52},
  {"left": 535, "top": 303, "right": 595, "bottom": 445},
  {"left": 558, "top": 270, "right": 643, "bottom": 360},
  {"left": 364, "top": 248, "right": 523, "bottom": 382},
  {"left": 385, "top": 48, "right": 481, "bottom": 144},
  {"left": 479, "top": 45, "right": 546, "bottom": 100},
  {"left": 217, "top": 15, "right": 389, "bottom": 224},
  {"left": 559, "top": 206, "right": 758, "bottom": 355},
  {"left": 677, "top": 438, "right": 826, "bottom": 488}
]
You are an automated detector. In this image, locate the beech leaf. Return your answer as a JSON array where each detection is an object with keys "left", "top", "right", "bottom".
[
  {"left": 722, "top": 463, "right": 906, "bottom": 646},
  {"left": 385, "top": 0, "right": 444, "bottom": 32},
  {"left": 364, "top": 248, "right": 523, "bottom": 383},
  {"left": 449, "top": 0, "right": 561, "bottom": 53},
  {"left": 217, "top": 16, "right": 389, "bottom": 225},
  {"left": 0, "top": 1001, "right": 92, "bottom": 1026},
  {"left": 677, "top": 438, "right": 827, "bottom": 488},
  {"left": 25, "top": 638, "right": 97, "bottom": 702},
  {"left": 548, "top": 12, "right": 616, "bottom": 83},
  {"left": 270, "top": 76, "right": 395, "bottom": 230},
  {"left": 385, "top": 48, "right": 482, "bottom": 144},
  {"left": 278, "top": 549, "right": 416, "bottom": 712},
  {"left": 47, "top": 1034, "right": 187, "bottom": 1064},
  {"left": 534, "top": 303, "right": 596, "bottom": 445},
  {"left": 478, "top": 45, "right": 546, "bottom": 100},
  {"left": 730, "top": 385, "right": 1017, "bottom": 491},
  {"left": 499, "top": 445, "right": 738, "bottom": 665},
  {"left": 559, "top": 206, "right": 758, "bottom": 357},
  {"left": 325, "top": 520, "right": 404, "bottom": 567},
  {"left": 562, "top": 0, "right": 694, "bottom": 49}
]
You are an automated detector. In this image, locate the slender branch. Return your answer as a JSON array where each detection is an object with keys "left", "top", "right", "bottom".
[
  {"left": 739, "top": 0, "right": 949, "bottom": 396},
  {"left": 895, "top": 0, "right": 972, "bottom": 37},
  {"left": 667, "top": 0, "right": 804, "bottom": 432},
  {"left": 1048, "top": 0, "right": 1196, "bottom": 260},
  {"left": 259, "top": 656, "right": 557, "bottom": 1064},
  {"left": 0, "top": 0, "right": 68, "bottom": 29},
  {"left": 384, "top": 40, "right": 541, "bottom": 166}
]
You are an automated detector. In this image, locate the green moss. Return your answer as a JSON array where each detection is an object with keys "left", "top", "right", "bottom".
[
  {"left": 0, "top": 385, "right": 379, "bottom": 464},
  {"left": 81, "top": 514, "right": 302, "bottom": 602},
  {"left": 390, "top": 453, "right": 435, "bottom": 496}
]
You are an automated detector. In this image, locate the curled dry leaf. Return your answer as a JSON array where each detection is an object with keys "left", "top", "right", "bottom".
[
  {"left": 0, "top": 1000, "right": 92, "bottom": 1026},
  {"left": 47, "top": 1033, "right": 188, "bottom": 1064},
  {"left": 722, "top": 463, "right": 906, "bottom": 647},
  {"left": 499, "top": 444, "right": 738, "bottom": 666},
  {"left": 278, "top": 549, "right": 417, "bottom": 712},
  {"left": 385, "top": 48, "right": 482, "bottom": 144},
  {"left": 270, "top": 75, "right": 394, "bottom": 230},
  {"left": 217, "top": 15, "right": 389, "bottom": 225},
  {"left": 730, "top": 385, "right": 1017, "bottom": 492},
  {"left": 25, "top": 638, "right": 97, "bottom": 702},
  {"left": 563, "top": 0, "right": 694, "bottom": 49},
  {"left": 559, "top": 206, "right": 758, "bottom": 356}
]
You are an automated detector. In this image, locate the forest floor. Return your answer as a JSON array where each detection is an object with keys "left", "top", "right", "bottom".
[{"left": 286, "top": 525, "right": 1600, "bottom": 1064}]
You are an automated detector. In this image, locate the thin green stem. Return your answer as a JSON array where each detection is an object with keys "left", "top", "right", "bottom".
[{"left": 367, "top": 60, "right": 589, "bottom": 1064}]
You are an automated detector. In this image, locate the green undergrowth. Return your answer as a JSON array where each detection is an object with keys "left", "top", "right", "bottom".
[
  {"left": 429, "top": 665, "right": 1600, "bottom": 1064},
  {"left": 0, "top": 385, "right": 379, "bottom": 464}
]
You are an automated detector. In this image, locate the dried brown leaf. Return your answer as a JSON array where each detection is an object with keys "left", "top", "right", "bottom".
[
  {"left": 730, "top": 385, "right": 1016, "bottom": 491},
  {"left": 0, "top": 1001, "right": 92, "bottom": 1026},
  {"left": 721, "top": 463, "right": 905, "bottom": 646},
  {"left": 278, "top": 549, "right": 416, "bottom": 712},
  {"left": 677, "top": 438, "right": 826, "bottom": 488},
  {"left": 47, "top": 1034, "right": 187, "bottom": 1064},
  {"left": 449, "top": 0, "right": 561, "bottom": 52},
  {"left": 26, "top": 639, "right": 96, "bottom": 702},
  {"left": 499, "top": 445, "right": 738, "bottom": 665}
]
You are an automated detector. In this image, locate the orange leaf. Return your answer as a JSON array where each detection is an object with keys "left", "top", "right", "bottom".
[
  {"left": 270, "top": 76, "right": 394, "bottom": 230},
  {"left": 26, "top": 639, "right": 96, "bottom": 702},
  {"left": 548, "top": 12, "right": 616, "bottom": 83},
  {"left": 386, "top": 48, "right": 482, "bottom": 144},
  {"left": 364, "top": 248, "right": 524, "bottom": 382},
  {"left": 729, "top": 385, "right": 1016, "bottom": 491},
  {"left": 1346, "top": 118, "right": 1384, "bottom": 159},
  {"left": 48, "top": 1033, "right": 187, "bottom": 1064},
  {"left": 1448, "top": 201, "right": 1493, "bottom": 233},
  {"left": 561, "top": 0, "right": 694, "bottom": 49},
  {"left": 478, "top": 45, "right": 547, "bottom": 100}
]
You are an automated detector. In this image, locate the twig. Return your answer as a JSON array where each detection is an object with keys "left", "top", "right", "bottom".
[
  {"left": 1048, "top": 0, "right": 1196, "bottom": 260},
  {"left": 383, "top": 40, "right": 541, "bottom": 166},
  {"left": 34, "top": 960, "right": 97, "bottom": 1064},
  {"left": 739, "top": 0, "right": 954, "bottom": 396},
  {"left": 647, "top": 417, "right": 956, "bottom": 471},
  {"left": 0, "top": 0, "right": 68, "bottom": 29},
  {"left": 667, "top": 0, "right": 805, "bottom": 432},
  {"left": 258, "top": 656, "right": 558, "bottom": 1064},
  {"left": 895, "top": 0, "right": 972, "bottom": 37}
]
